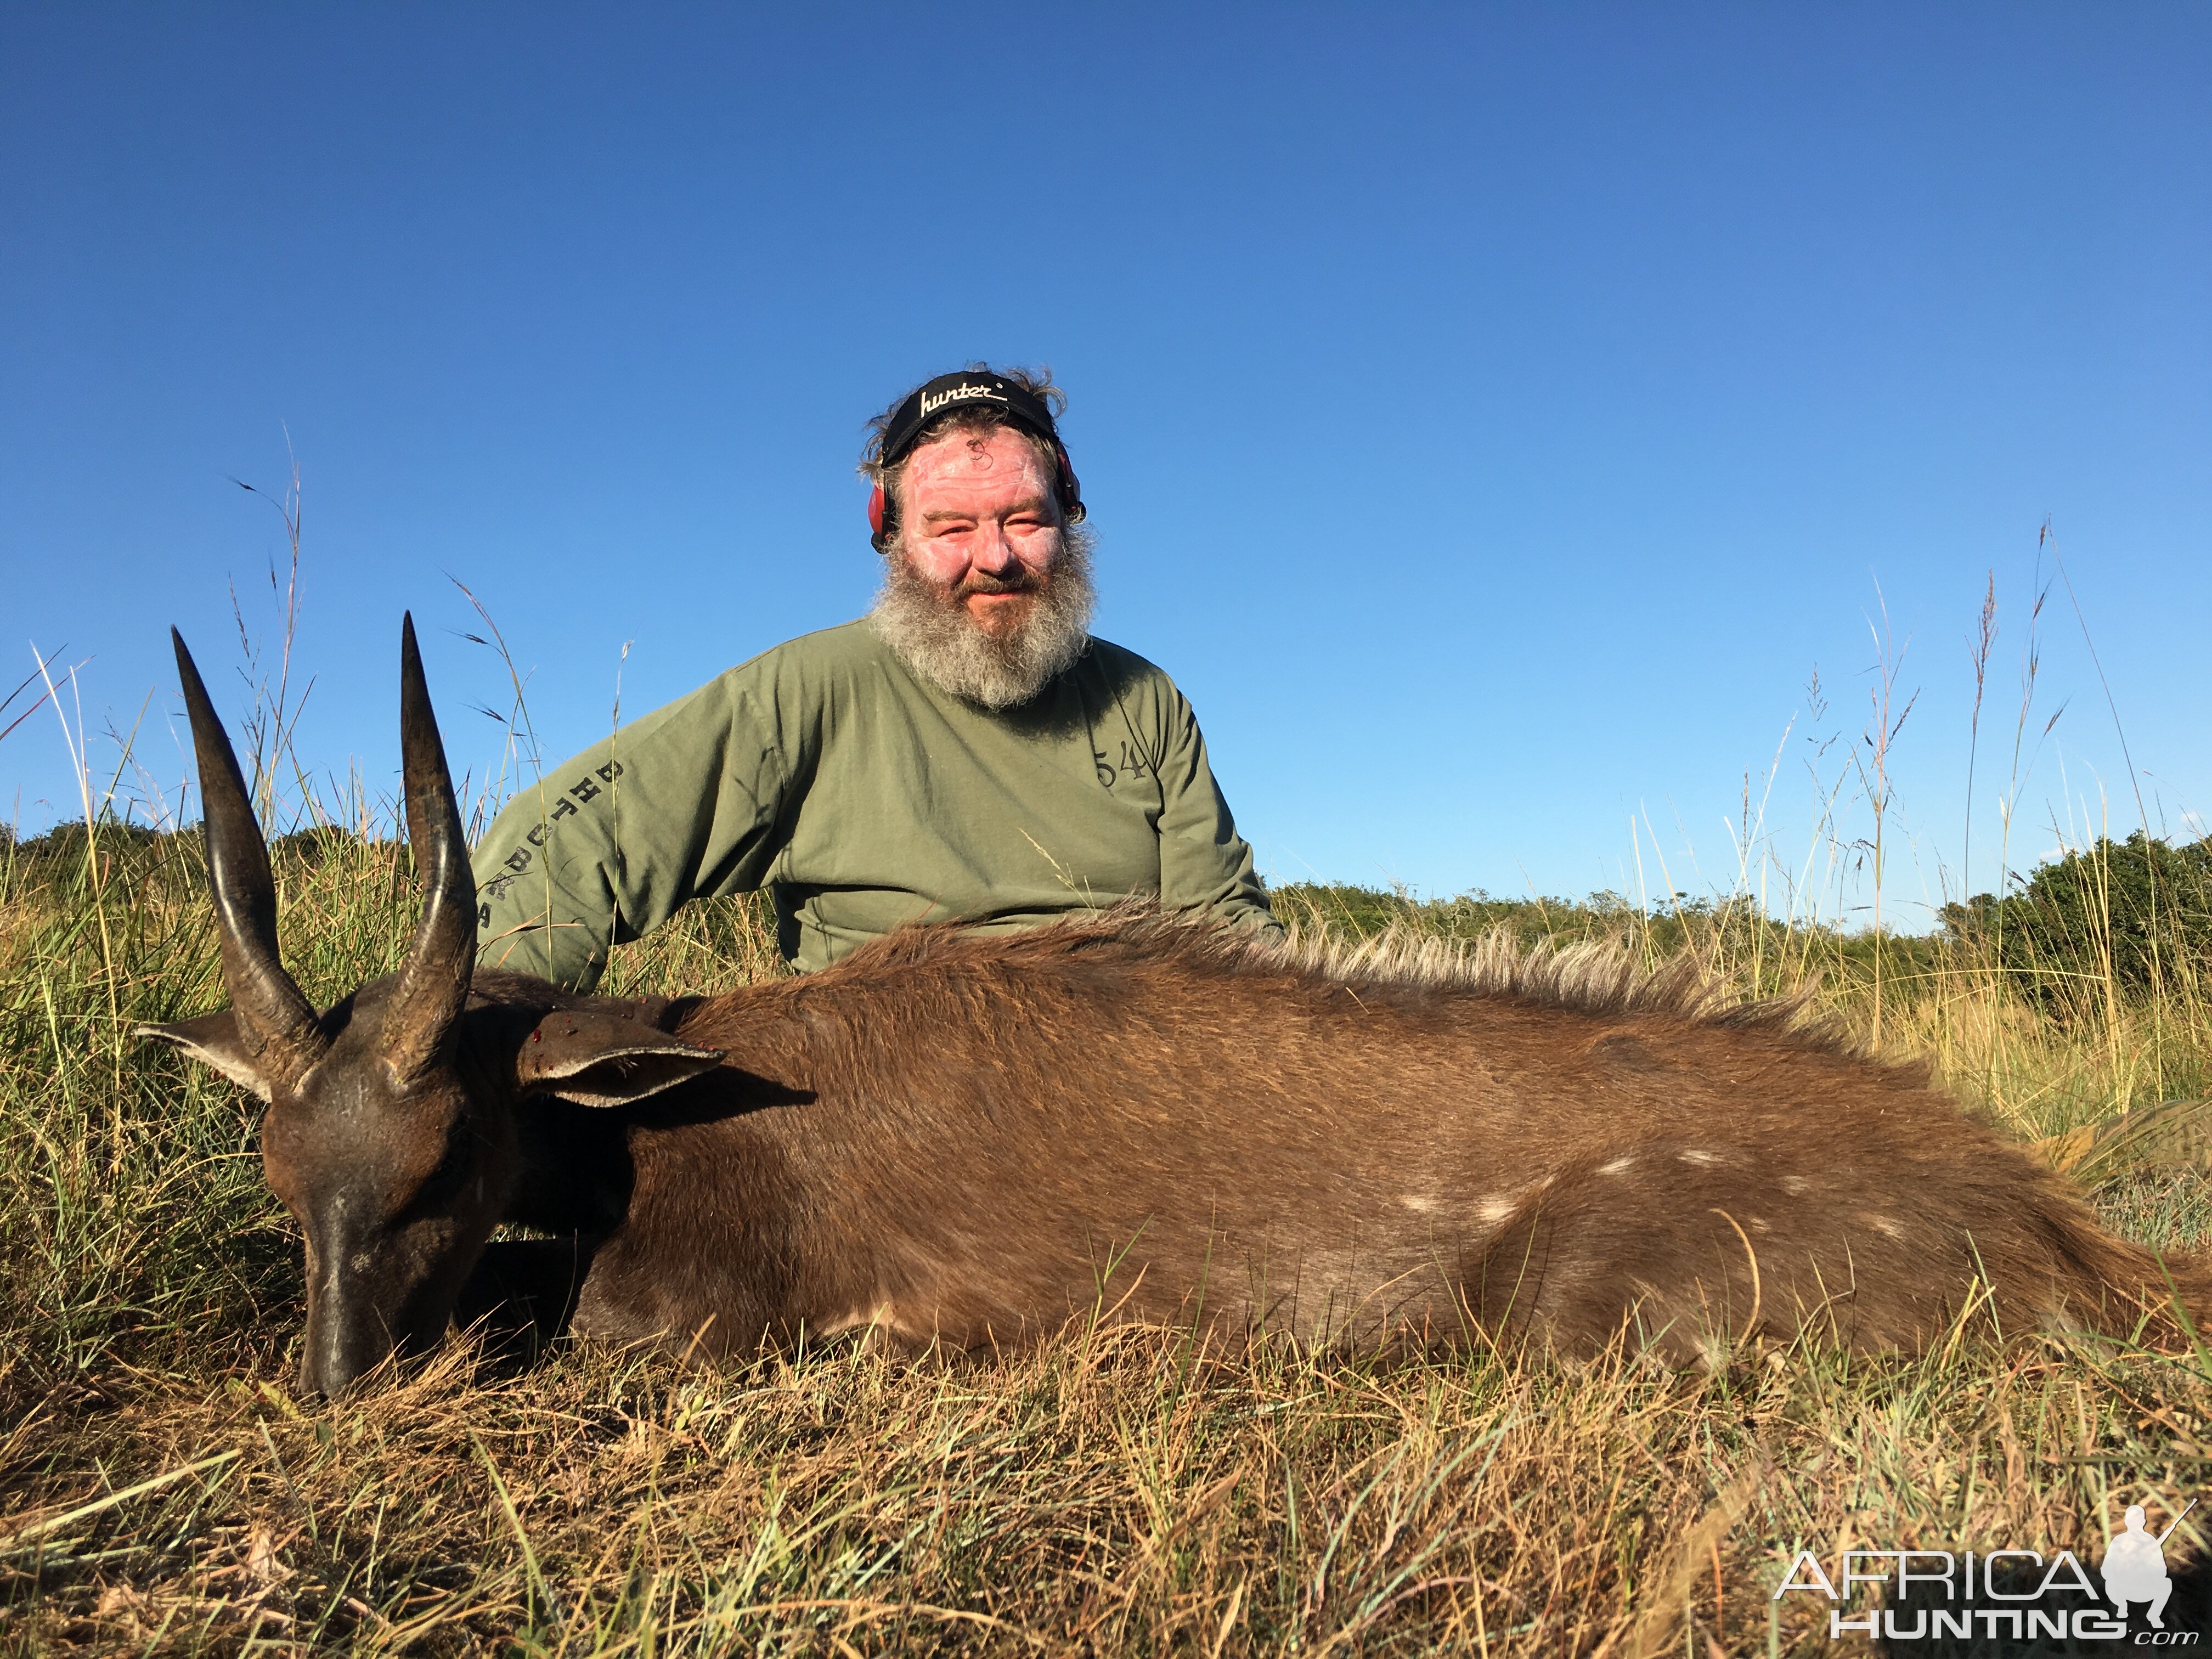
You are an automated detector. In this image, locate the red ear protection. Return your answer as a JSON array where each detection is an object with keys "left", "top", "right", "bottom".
[
  {"left": 1052, "top": 442, "right": 1084, "bottom": 522},
  {"left": 868, "top": 483, "right": 887, "bottom": 540}
]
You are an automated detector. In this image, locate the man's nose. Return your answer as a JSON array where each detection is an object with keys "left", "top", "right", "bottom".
[{"left": 968, "top": 519, "right": 1017, "bottom": 572}]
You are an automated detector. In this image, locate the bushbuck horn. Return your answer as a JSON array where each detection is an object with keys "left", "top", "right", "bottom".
[
  {"left": 385, "top": 612, "right": 476, "bottom": 1080},
  {"left": 170, "top": 629, "right": 330, "bottom": 1091}
]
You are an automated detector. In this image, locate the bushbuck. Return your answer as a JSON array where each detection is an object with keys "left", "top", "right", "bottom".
[{"left": 144, "top": 618, "right": 2205, "bottom": 1396}]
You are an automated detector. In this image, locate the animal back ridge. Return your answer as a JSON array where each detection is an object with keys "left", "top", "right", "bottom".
[{"left": 790, "top": 905, "right": 1870, "bottom": 1064}]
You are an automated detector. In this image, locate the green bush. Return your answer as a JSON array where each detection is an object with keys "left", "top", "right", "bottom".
[{"left": 1942, "top": 832, "right": 2212, "bottom": 1011}]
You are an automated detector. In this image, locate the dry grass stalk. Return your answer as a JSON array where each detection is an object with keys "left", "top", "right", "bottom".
[{"left": 7, "top": 649, "right": 2212, "bottom": 1651}]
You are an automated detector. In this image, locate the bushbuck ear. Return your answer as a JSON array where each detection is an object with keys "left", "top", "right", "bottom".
[
  {"left": 138, "top": 1011, "right": 274, "bottom": 1102},
  {"left": 515, "top": 1009, "right": 724, "bottom": 1107}
]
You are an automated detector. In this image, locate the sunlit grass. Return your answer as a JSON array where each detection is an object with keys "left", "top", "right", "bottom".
[
  {"left": 7, "top": 566, "right": 2212, "bottom": 1659},
  {"left": 4, "top": 815, "right": 2211, "bottom": 1654}
]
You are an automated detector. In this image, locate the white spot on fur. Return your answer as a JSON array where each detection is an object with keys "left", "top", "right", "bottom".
[
  {"left": 814, "top": 1300, "right": 908, "bottom": 1342},
  {"left": 1780, "top": 1176, "right": 1809, "bottom": 1196},
  {"left": 1599, "top": 1155, "right": 1635, "bottom": 1176},
  {"left": 1476, "top": 1195, "right": 1515, "bottom": 1225},
  {"left": 1870, "top": 1215, "right": 1906, "bottom": 1240},
  {"left": 1400, "top": 1194, "right": 1436, "bottom": 1213},
  {"left": 1678, "top": 1149, "right": 1720, "bottom": 1167}
]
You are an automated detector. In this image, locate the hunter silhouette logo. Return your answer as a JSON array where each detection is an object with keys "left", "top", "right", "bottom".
[
  {"left": 1775, "top": 1497, "right": 2202, "bottom": 1644},
  {"left": 2106, "top": 1501, "right": 2194, "bottom": 1630}
]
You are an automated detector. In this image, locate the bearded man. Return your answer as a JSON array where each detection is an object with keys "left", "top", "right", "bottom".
[{"left": 471, "top": 367, "right": 1280, "bottom": 988}]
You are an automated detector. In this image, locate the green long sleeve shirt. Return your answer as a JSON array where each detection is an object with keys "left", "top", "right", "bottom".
[{"left": 472, "top": 620, "right": 1279, "bottom": 987}]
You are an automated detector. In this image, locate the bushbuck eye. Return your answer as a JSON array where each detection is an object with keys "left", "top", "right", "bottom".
[{"left": 410, "top": 1129, "right": 471, "bottom": 1207}]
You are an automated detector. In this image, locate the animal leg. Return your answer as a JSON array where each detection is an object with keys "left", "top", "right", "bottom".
[{"left": 454, "top": 1235, "right": 600, "bottom": 1365}]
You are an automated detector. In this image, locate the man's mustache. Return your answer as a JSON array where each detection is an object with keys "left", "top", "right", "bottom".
[{"left": 955, "top": 567, "right": 1046, "bottom": 598}]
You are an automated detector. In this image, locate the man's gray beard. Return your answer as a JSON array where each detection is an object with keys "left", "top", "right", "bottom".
[{"left": 870, "top": 529, "right": 1097, "bottom": 709}]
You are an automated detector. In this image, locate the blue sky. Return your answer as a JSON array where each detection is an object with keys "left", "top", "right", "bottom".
[{"left": 4, "top": 5, "right": 2206, "bottom": 927}]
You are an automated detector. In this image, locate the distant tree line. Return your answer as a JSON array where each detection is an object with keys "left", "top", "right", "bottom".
[
  {"left": 12, "top": 819, "right": 2209, "bottom": 1014},
  {"left": 1, "top": 821, "right": 393, "bottom": 894},
  {"left": 1942, "top": 832, "right": 2212, "bottom": 1008}
]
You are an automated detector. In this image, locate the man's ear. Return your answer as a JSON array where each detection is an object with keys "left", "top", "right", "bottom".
[
  {"left": 137, "top": 1009, "right": 274, "bottom": 1102},
  {"left": 515, "top": 1009, "right": 724, "bottom": 1107}
]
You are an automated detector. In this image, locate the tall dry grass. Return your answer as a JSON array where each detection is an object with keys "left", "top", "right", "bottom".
[{"left": 5, "top": 597, "right": 2212, "bottom": 1654}]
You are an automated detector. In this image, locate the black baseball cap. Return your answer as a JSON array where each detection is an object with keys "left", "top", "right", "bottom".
[{"left": 877, "top": 372, "right": 1065, "bottom": 471}]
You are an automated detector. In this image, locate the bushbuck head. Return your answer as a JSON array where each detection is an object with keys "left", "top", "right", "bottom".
[{"left": 143, "top": 617, "right": 722, "bottom": 1395}]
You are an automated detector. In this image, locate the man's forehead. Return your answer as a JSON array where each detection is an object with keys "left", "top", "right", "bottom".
[
  {"left": 905, "top": 425, "right": 1047, "bottom": 476},
  {"left": 911, "top": 429, "right": 1057, "bottom": 493}
]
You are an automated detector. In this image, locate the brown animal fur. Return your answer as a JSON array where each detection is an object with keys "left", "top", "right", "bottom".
[
  {"left": 147, "top": 619, "right": 2208, "bottom": 1393},
  {"left": 476, "top": 908, "right": 2208, "bottom": 1367}
]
